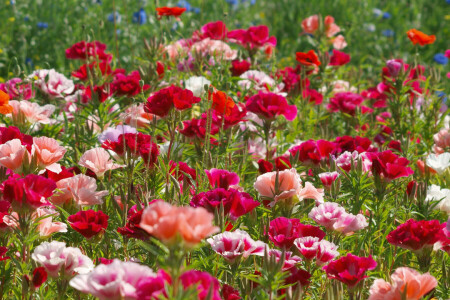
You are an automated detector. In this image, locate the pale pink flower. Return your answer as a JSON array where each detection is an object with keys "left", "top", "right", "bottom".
[
  {"left": 207, "top": 230, "right": 266, "bottom": 263},
  {"left": 191, "top": 38, "right": 237, "bottom": 60},
  {"left": 34, "top": 207, "right": 68, "bottom": 237},
  {"left": 120, "top": 103, "right": 157, "bottom": 128},
  {"left": 298, "top": 181, "right": 324, "bottom": 204},
  {"left": 316, "top": 240, "right": 339, "bottom": 265},
  {"left": 69, "top": 259, "right": 155, "bottom": 300},
  {"left": 32, "top": 241, "right": 93, "bottom": 277},
  {"left": 0, "top": 139, "right": 29, "bottom": 172},
  {"left": 368, "top": 267, "right": 438, "bottom": 300},
  {"left": 332, "top": 212, "right": 368, "bottom": 235},
  {"left": 334, "top": 151, "right": 372, "bottom": 173},
  {"left": 267, "top": 249, "right": 302, "bottom": 270},
  {"left": 165, "top": 41, "right": 188, "bottom": 60},
  {"left": 294, "top": 237, "right": 339, "bottom": 265},
  {"left": 79, "top": 147, "right": 124, "bottom": 178},
  {"left": 319, "top": 80, "right": 357, "bottom": 94},
  {"left": 301, "top": 15, "right": 319, "bottom": 34},
  {"left": 433, "top": 128, "right": 450, "bottom": 154},
  {"left": 51, "top": 174, "right": 108, "bottom": 206},
  {"left": 32, "top": 137, "right": 66, "bottom": 173},
  {"left": 332, "top": 35, "right": 347, "bottom": 50},
  {"left": 30, "top": 69, "right": 75, "bottom": 99},
  {"left": 324, "top": 16, "right": 341, "bottom": 37},
  {"left": 239, "top": 70, "right": 285, "bottom": 96},
  {"left": 308, "top": 202, "right": 346, "bottom": 230},
  {"left": 9, "top": 100, "right": 55, "bottom": 125}
]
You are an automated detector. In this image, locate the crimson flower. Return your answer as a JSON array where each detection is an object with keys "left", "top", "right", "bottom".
[
  {"left": 0, "top": 126, "right": 33, "bottom": 151},
  {"left": 0, "top": 247, "right": 10, "bottom": 261},
  {"left": 289, "top": 139, "right": 336, "bottom": 165},
  {"left": 323, "top": 253, "right": 377, "bottom": 288},
  {"left": 386, "top": 219, "right": 443, "bottom": 251},
  {"left": 327, "top": 92, "right": 365, "bottom": 116},
  {"left": 145, "top": 85, "right": 201, "bottom": 118},
  {"left": 222, "top": 284, "right": 241, "bottom": 300},
  {"left": 201, "top": 21, "right": 228, "bottom": 40},
  {"left": 246, "top": 91, "right": 297, "bottom": 121},
  {"left": 230, "top": 60, "right": 251, "bottom": 76},
  {"left": 368, "top": 150, "right": 414, "bottom": 181},
  {"left": 228, "top": 25, "right": 276, "bottom": 49},
  {"left": 32, "top": 267, "right": 47, "bottom": 288},
  {"left": 117, "top": 205, "right": 151, "bottom": 240},
  {"left": 205, "top": 168, "right": 239, "bottom": 189},
  {"left": 180, "top": 270, "right": 221, "bottom": 300},
  {"left": 111, "top": 70, "right": 148, "bottom": 97},
  {"left": 268, "top": 217, "right": 325, "bottom": 249},
  {"left": 65, "top": 41, "right": 111, "bottom": 62},
  {"left": 67, "top": 210, "right": 109, "bottom": 239},
  {"left": 329, "top": 49, "right": 350, "bottom": 66}
]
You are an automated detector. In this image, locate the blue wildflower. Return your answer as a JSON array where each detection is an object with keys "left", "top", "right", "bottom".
[
  {"left": 132, "top": 8, "right": 147, "bottom": 25},
  {"left": 25, "top": 58, "right": 34, "bottom": 67},
  {"left": 10, "top": 0, "right": 15, "bottom": 5},
  {"left": 37, "top": 22, "right": 48, "bottom": 29},
  {"left": 24, "top": 16, "right": 30, "bottom": 22},
  {"left": 107, "top": 12, "right": 121, "bottom": 23},
  {"left": 382, "top": 12, "right": 391, "bottom": 19},
  {"left": 382, "top": 29, "right": 394, "bottom": 37},
  {"left": 434, "top": 53, "right": 448, "bottom": 65},
  {"left": 177, "top": 0, "right": 200, "bottom": 13}
]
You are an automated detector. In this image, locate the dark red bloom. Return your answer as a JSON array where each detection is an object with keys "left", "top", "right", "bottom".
[
  {"left": 156, "top": 61, "right": 165, "bottom": 80},
  {"left": 2, "top": 174, "right": 56, "bottom": 211},
  {"left": 368, "top": 150, "right": 413, "bottom": 181},
  {"left": 72, "top": 61, "right": 112, "bottom": 81},
  {"left": 275, "top": 156, "right": 292, "bottom": 171},
  {"left": 329, "top": 49, "right": 350, "bottom": 66},
  {"left": 228, "top": 25, "right": 277, "bottom": 49},
  {"left": 83, "top": 84, "right": 113, "bottom": 103},
  {"left": 179, "top": 113, "right": 220, "bottom": 141},
  {"left": 117, "top": 205, "right": 151, "bottom": 240},
  {"left": 145, "top": 85, "right": 201, "bottom": 118},
  {"left": 257, "top": 159, "right": 273, "bottom": 174},
  {"left": 302, "top": 88, "right": 323, "bottom": 105},
  {"left": 327, "top": 92, "right": 365, "bottom": 116},
  {"left": 65, "top": 41, "right": 111, "bottom": 62},
  {"left": 388, "top": 140, "right": 402, "bottom": 152},
  {"left": 0, "top": 247, "right": 10, "bottom": 261},
  {"left": 201, "top": 21, "right": 228, "bottom": 40},
  {"left": 156, "top": 7, "right": 186, "bottom": 19},
  {"left": 67, "top": 210, "right": 109, "bottom": 239},
  {"left": 230, "top": 60, "right": 251, "bottom": 77},
  {"left": 268, "top": 217, "right": 325, "bottom": 249},
  {"left": 32, "top": 267, "right": 47, "bottom": 288},
  {"left": 222, "top": 284, "right": 241, "bottom": 300},
  {"left": 246, "top": 92, "right": 297, "bottom": 121},
  {"left": 283, "top": 267, "right": 311, "bottom": 290},
  {"left": 333, "top": 136, "right": 373, "bottom": 154},
  {"left": 111, "top": 71, "right": 147, "bottom": 97},
  {"left": 296, "top": 50, "right": 321, "bottom": 66},
  {"left": 386, "top": 219, "right": 443, "bottom": 251},
  {"left": 323, "top": 253, "right": 377, "bottom": 288},
  {"left": 190, "top": 188, "right": 260, "bottom": 221}
]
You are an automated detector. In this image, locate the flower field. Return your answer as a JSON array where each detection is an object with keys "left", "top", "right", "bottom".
[{"left": 0, "top": 0, "right": 449, "bottom": 299}]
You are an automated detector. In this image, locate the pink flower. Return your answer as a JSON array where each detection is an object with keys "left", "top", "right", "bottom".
[
  {"left": 239, "top": 70, "right": 285, "bottom": 95},
  {"left": 308, "top": 202, "right": 346, "bottom": 230},
  {"left": 34, "top": 207, "right": 68, "bottom": 237},
  {"left": 368, "top": 267, "right": 438, "bottom": 300},
  {"left": 207, "top": 229, "right": 266, "bottom": 263},
  {"left": 79, "top": 147, "right": 124, "bottom": 178},
  {"left": 254, "top": 168, "right": 301, "bottom": 206},
  {"left": 301, "top": 15, "right": 319, "bottom": 34},
  {"left": 70, "top": 259, "right": 155, "bottom": 300},
  {"left": 433, "top": 128, "right": 450, "bottom": 154},
  {"left": 268, "top": 217, "right": 325, "bottom": 249},
  {"left": 0, "top": 139, "right": 29, "bottom": 172},
  {"left": 29, "top": 69, "right": 75, "bottom": 99},
  {"left": 191, "top": 38, "right": 237, "bottom": 60},
  {"left": 180, "top": 270, "right": 221, "bottom": 300},
  {"left": 51, "top": 174, "right": 108, "bottom": 206},
  {"left": 246, "top": 91, "right": 297, "bottom": 121},
  {"left": 205, "top": 168, "right": 240, "bottom": 189},
  {"left": 332, "top": 35, "right": 347, "bottom": 50},
  {"left": 318, "top": 172, "right": 339, "bottom": 188},
  {"left": 332, "top": 212, "right": 368, "bottom": 235},
  {"left": 298, "top": 181, "right": 324, "bottom": 204},
  {"left": 267, "top": 249, "right": 302, "bottom": 270},
  {"left": 228, "top": 25, "right": 276, "bottom": 49},
  {"left": 120, "top": 103, "right": 157, "bottom": 128},
  {"left": 294, "top": 237, "right": 339, "bottom": 265},
  {"left": 32, "top": 137, "right": 66, "bottom": 173},
  {"left": 135, "top": 270, "right": 171, "bottom": 300},
  {"left": 324, "top": 16, "right": 341, "bottom": 37},
  {"left": 9, "top": 100, "right": 55, "bottom": 125},
  {"left": 323, "top": 253, "right": 377, "bottom": 288},
  {"left": 32, "top": 241, "right": 93, "bottom": 278},
  {"left": 201, "top": 21, "right": 228, "bottom": 40},
  {"left": 140, "top": 201, "right": 219, "bottom": 248},
  {"left": 0, "top": 78, "right": 34, "bottom": 100}
]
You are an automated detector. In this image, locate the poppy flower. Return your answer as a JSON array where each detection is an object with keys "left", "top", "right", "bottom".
[
  {"left": 210, "top": 90, "right": 235, "bottom": 116},
  {"left": 407, "top": 29, "right": 436, "bottom": 46},
  {"left": 0, "top": 90, "right": 13, "bottom": 115},
  {"left": 296, "top": 50, "right": 321, "bottom": 67},
  {"left": 156, "top": 7, "right": 186, "bottom": 19}
]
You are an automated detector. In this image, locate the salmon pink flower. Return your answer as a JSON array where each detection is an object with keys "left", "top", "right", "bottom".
[
  {"left": 368, "top": 267, "right": 437, "bottom": 300},
  {"left": 246, "top": 92, "right": 297, "bottom": 121},
  {"left": 301, "top": 15, "right": 319, "bottom": 34},
  {"left": 296, "top": 50, "right": 321, "bottom": 66},
  {"left": 323, "top": 253, "right": 377, "bottom": 288},
  {"left": 79, "top": 147, "right": 124, "bottom": 178},
  {"left": 407, "top": 29, "right": 436, "bottom": 46},
  {"left": 207, "top": 229, "right": 266, "bottom": 263},
  {"left": 0, "top": 139, "right": 29, "bottom": 172},
  {"left": 332, "top": 35, "right": 347, "bottom": 49},
  {"left": 120, "top": 104, "right": 157, "bottom": 128},
  {"left": 51, "top": 174, "right": 108, "bottom": 206},
  {"left": 34, "top": 207, "right": 68, "bottom": 237},
  {"left": 32, "top": 137, "right": 66, "bottom": 173},
  {"left": 9, "top": 100, "right": 55, "bottom": 125},
  {"left": 180, "top": 270, "right": 221, "bottom": 300},
  {"left": 433, "top": 129, "right": 450, "bottom": 154},
  {"left": 324, "top": 16, "right": 341, "bottom": 37},
  {"left": 386, "top": 219, "right": 442, "bottom": 251},
  {"left": 68, "top": 210, "right": 109, "bottom": 239}
]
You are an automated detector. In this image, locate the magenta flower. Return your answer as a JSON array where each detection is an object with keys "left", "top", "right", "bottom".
[
  {"left": 228, "top": 25, "right": 276, "bottom": 49},
  {"left": 180, "top": 270, "right": 221, "bottom": 300},
  {"left": 205, "top": 168, "right": 240, "bottom": 189},
  {"left": 135, "top": 270, "right": 171, "bottom": 300},
  {"left": 323, "top": 253, "right": 377, "bottom": 288},
  {"left": 318, "top": 171, "right": 339, "bottom": 188},
  {"left": 268, "top": 217, "right": 325, "bottom": 249},
  {"left": 245, "top": 92, "right": 297, "bottom": 121},
  {"left": 386, "top": 219, "right": 443, "bottom": 251},
  {"left": 332, "top": 212, "right": 368, "bottom": 235},
  {"left": 207, "top": 230, "right": 266, "bottom": 263},
  {"left": 327, "top": 92, "right": 365, "bottom": 116},
  {"left": 267, "top": 249, "right": 302, "bottom": 270},
  {"left": 294, "top": 237, "right": 339, "bottom": 265}
]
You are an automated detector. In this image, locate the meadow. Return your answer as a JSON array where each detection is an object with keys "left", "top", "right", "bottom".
[{"left": 0, "top": 0, "right": 448, "bottom": 299}]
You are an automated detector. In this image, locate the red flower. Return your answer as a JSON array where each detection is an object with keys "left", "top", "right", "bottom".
[
  {"left": 368, "top": 150, "right": 413, "bottom": 181},
  {"left": 257, "top": 159, "right": 273, "bottom": 174},
  {"left": 67, "top": 210, "right": 109, "bottom": 239},
  {"left": 117, "top": 205, "right": 151, "bottom": 240},
  {"left": 43, "top": 165, "right": 77, "bottom": 182},
  {"left": 296, "top": 50, "right": 321, "bottom": 66},
  {"left": 222, "top": 284, "right": 241, "bottom": 300},
  {"left": 111, "top": 70, "right": 147, "bottom": 97},
  {"left": 0, "top": 201, "right": 11, "bottom": 230},
  {"left": 156, "top": 7, "right": 186, "bottom": 19},
  {"left": 201, "top": 21, "right": 228, "bottom": 40},
  {"left": 228, "top": 25, "right": 277, "bottom": 49},
  {"left": 268, "top": 217, "right": 325, "bottom": 249},
  {"left": 282, "top": 267, "right": 311, "bottom": 291},
  {"left": 72, "top": 61, "right": 112, "bottom": 81},
  {"left": 179, "top": 113, "right": 220, "bottom": 141},
  {"left": 156, "top": 61, "right": 165, "bottom": 80},
  {"left": 329, "top": 49, "right": 350, "bottom": 66},
  {"left": 302, "top": 88, "right": 323, "bottom": 105},
  {"left": 333, "top": 136, "right": 373, "bottom": 154},
  {"left": 289, "top": 139, "right": 336, "bottom": 165},
  {"left": 83, "top": 84, "right": 113, "bottom": 103},
  {"left": 327, "top": 92, "right": 365, "bottom": 116},
  {"left": 2, "top": 174, "right": 56, "bottom": 211},
  {"left": 323, "top": 253, "right": 377, "bottom": 288},
  {"left": 65, "top": 41, "right": 112, "bottom": 62},
  {"left": 205, "top": 168, "right": 239, "bottom": 190},
  {"left": 386, "top": 219, "right": 443, "bottom": 251},
  {"left": 407, "top": 29, "right": 436, "bottom": 46},
  {"left": 145, "top": 85, "right": 201, "bottom": 118},
  {"left": 32, "top": 267, "right": 47, "bottom": 288},
  {"left": 210, "top": 90, "right": 235, "bottom": 116},
  {"left": 274, "top": 156, "right": 292, "bottom": 171},
  {"left": 190, "top": 188, "right": 260, "bottom": 221},
  {"left": 230, "top": 60, "right": 251, "bottom": 77},
  {"left": 246, "top": 91, "right": 297, "bottom": 121},
  {"left": 0, "top": 247, "right": 10, "bottom": 261}
]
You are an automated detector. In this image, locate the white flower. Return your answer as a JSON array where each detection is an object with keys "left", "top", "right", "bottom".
[
  {"left": 426, "top": 184, "right": 450, "bottom": 215},
  {"left": 239, "top": 70, "right": 286, "bottom": 96},
  {"left": 426, "top": 152, "right": 450, "bottom": 174},
  {"left": 184, "top": 76, "right": 211, "bottom": 97}
]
